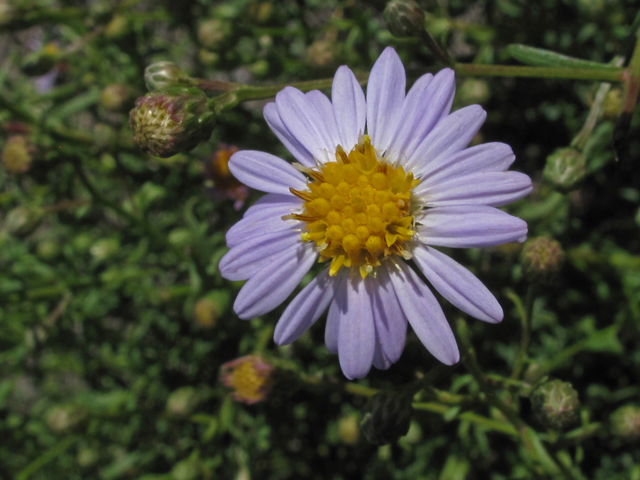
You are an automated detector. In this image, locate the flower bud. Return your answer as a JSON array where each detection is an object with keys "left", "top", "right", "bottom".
[
  {"left": 5, "top": 205, "right": 44, "bottom": 236},
  {"left": 458, "top": 79, "right": 491, "bottom": 105},
  {"left": 543, "top": 147, "right": 587, "bottom": 192},
  {"left": 2, "top": 135, "right": 33, "bottom": 173},
  {"left": 521, "top": 236, "right": 565, "bottom": 283},
  {"left": 337, "top": 414, "right": 361, "bottom": 445},
  {"left": 144, "top": 61, "right": 192, "bottom": 92},
  {"left": 360, "top": 391, "right": 414, "bottom": 445},
  {"left": 530, "top": 379, "right": 579, "bottom": 430},
  {"left": 101, "top": 84, "right": 136, "bottom": 112},
  {"left": 220, "top": 355, "right": 274, "bottom": 405},
  {"left": 45, "top": 404, "right": 87, "bottom": 433},
  {"left": 383, "top": 0, "right": 425, "bottom": 38},
  {"left": 610, "top": 405, "right": 640, "bottom": 439},
  {"left": 129, "top": 88, "right": 216, "bottom": 158},
  {"left": 193, "top": 290, "right": 229, "bottom": 329},
  {"left": 166, "top": 386, "right": 200, "bottom": 417}
]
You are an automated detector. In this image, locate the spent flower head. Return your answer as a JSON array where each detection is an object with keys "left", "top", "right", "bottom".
[
  {"left": 219, "top": 47, "right": 532, "bottom": 379},
  {"left": 521, "top": 236, "right": 565, "bottom": 282},
  {"left": 220, "top": 355, "right": 274, "bottom": 405},
  {"left": 129, "top": 87, "right": 216, "bottom": 158}
]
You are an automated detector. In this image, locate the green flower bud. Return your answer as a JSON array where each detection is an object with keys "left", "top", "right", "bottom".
[
  {"left": 144, "top": 61, "right": 192, "bottom": 92},
  {"left": 2, "top": 135, "right": 33, "bottom": 173},
  {"left": 521, "top": 236, "right": 565, "bottom": 283},
  {"left": 543, "top": 147, "right": 587, "bottom": 192},
  {"left": 129, "top": 88, "right": 216, "bottom": 158},
  {"left": 5, "top": 205, "right": 44, "bottom": 236},
  {"left": 337, "top": 413, "right": 361, "bottom": 445},
  {"left": 458, "top": 79, "right": 491, "bottom": 105},
  {"left": 383, "top": 0, "right": 425, "bottom": 38},
  {"left": 45, "top": 404, "right": 87, "bottom": 433},
  {"left": 166, "top": 386, "right": 200, "bottom": 417},
  {"left": 361, "top": 390, "right": 414, "bottom": 445},
  {"left": 101, "top": 84, "right": 136, "bottom": 112},
  {"left": 530, "top": 379, "right": 579, "bottom": 431},
  {"left": 610, "top": 405, "right": 640, "bottom": 439},
  {"left": 603, "top": 88, "right": 623, "bottom": 119}
]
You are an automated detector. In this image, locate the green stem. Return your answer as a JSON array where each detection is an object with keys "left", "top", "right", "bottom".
[
  {"left": 412, "top": 402, "right": 518, "bottom": 436},
  {"left": 510, "top": 285, "right": 537, "bottom": 380},
  {"left": 453, "top": 64, "right": 625, "bottom": 82}
]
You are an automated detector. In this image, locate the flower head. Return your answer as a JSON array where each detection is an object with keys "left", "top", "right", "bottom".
[
  {"left": 220, "top": 355, "right": 274, "bottom": 404},
  {"left": 219, "top": 47, "right": 532, "bottom": 379}
]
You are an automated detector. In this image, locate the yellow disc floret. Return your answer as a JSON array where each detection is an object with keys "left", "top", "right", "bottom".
[{"left": 288, "top": 136, "right": 419, "bottom": 279}]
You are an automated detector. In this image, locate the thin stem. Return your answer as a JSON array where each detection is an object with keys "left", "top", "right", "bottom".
[
  {"left": 412, "top": 402, "right": 518, "bottom": 437},
  {"left": 511, "top": 284, "right": 537, "bottom": 380},
  {"left": 453, "top": 63, "right": 625, "bottom": 82}
]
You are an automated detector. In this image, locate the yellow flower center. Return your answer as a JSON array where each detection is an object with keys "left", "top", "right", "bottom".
[
  {"left": 289, "top": 136, "right": 419, "bottom": 279},
  {"left": 229, "top": 360, "right": 270, "bottom": 403}
]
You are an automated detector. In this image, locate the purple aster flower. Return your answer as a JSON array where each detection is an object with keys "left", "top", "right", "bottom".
[{"left": 219, "top": 47, "right": 532, "bottom": 380}]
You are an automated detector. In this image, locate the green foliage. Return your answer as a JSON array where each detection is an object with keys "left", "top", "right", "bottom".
[{"left": 1, "top": 0, "right": 640, "bottom": 479}]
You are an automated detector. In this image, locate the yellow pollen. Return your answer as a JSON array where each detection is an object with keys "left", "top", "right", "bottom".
[{"left": 295, "top": 136, "right": 419, "bottom": 278}]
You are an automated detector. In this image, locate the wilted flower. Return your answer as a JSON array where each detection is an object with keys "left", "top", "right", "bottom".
[
  {"left": 220, "top": 355, "right": 274, "bottom": 404},
  {"left": 205, "top": 145, "right": 249, "bottom": 210},
  {"left": 219, "top": 47, "right": 531, "bottom": 379},
  {"left": 129, "top": 88, "right": 216, "bottom": 158},
  {"left": 521, "top": 236, "right": 565, "bottom": 282}
]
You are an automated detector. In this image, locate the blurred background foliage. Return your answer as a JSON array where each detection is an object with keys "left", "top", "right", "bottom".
[{"left": 1, "top": 0, "right": 640, "bottom": 479}]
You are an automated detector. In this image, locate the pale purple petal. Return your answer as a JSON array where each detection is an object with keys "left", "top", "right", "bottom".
[
  {"left": 305, "top": 90, "right": 342, "bottom": 150},
  {"left": 332, "top": 65, "right": 366, "bottom": 151},
  {"left": 337, "top": 276, "right": 376, "bottom": 379},
  {"left": 274, "top": 268, "right": 337, "bottom": 345},
  {"left": 409, "top": 105, "right": 487, "bottom": 175},
  {"left": 264, "top": 103, "right": 315, "bottom": 167},
  {"left": 417, "top": 143, "right": 516, "bottom": 184},
  {"left": 388, "top": 69, "right": 456, "bottom": 167},
  {"left": 372, "top": 339, "right": 393, "bottom": 370},
  {"left": 325, "top": 274, "right": 348, "bottom": 354},
  {"left": 220, "top": 228, "right": 301, "bottom": 281},
  {"left": 229, "top": 151, "right": 307, "bottom": 194},
  {"left": 417, "top": 171, "right": 533, "bottom": 207},
  {"left": 276, "top": 86, "right": 339, "bottom": 162},
  {"left": 366, "top": 47, "right": 406, "bottom": 154},
  {"left": 226, "top": 196, "right": 301, "bottom": 248},
  {"left": 419, "top": 205, "right": 528, "bottom": 248},
  {"left": 413, "top": 246, "right": 503, "bottom": 323},
  {"left": 388, "top": 261, "right": 460, "bottom": 365},
  {"left": 370, "top": 266, "right": 407, "bottom": 363},
  {"left": 233, "top": 243, "right": 317, "bottom": 319}
]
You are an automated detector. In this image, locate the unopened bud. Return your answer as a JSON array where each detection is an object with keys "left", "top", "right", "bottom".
[
  {"left": 2, "top": 135, "right": 33, "bottom": 173},
  {"left": 129, "top": 88, "right": 216, "bottom": 158},
  {"left": 383, "top": 0, "right": 425, "bottom": 38},
  {"left": 531, "top": 379, "right": 579, "bottom": 430},
  {"left": 166, "top": 386, "right": 200, "bottom": 417},
  {"left": 361, "top": 391, "right": 414, "bottom": 445},
  {"left": 5, "top": 205, "right": 44, "bottom": 236},
  {"left": 46, "top": 404, "right": 87, "bottom": 433},
  {"left": 610, "top": 405, "right": 640, "bottom": 439},
  {"left": 220, "top": 355, "right": 274, "bottom": 405},
  {"left": 543, "top": 147, "right": 587, "bottom": 192},
  {"left": 194, "top": 290, "right": 229, "bottom": 329},
  {"left": 337, "top": 414, "right": 361, "bottom": 445},
  {"left": 521, "top": 236, "right": 565, "bottom": 283},
  {"left": 144, "top": 61, "right": 192, "bottom": 92},
  {"left": 458, "top": 79, "right": 491, "bottom": 105},
  {"left": 101, "top": 84, "right": 136, "bottom": 112}
]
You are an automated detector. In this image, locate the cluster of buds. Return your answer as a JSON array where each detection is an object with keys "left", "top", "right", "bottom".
[
  {"left": 521, "top": 236, "right": 565, "bottom": 283},
  {"left": 360, "top": 390, "right": 414, "bottom": 445},
  {"left": 129, "top": 87, "right": 216, "bottom": 158},
  {"left": 543, "top": 147, "right": 587, "bottom": 192},
  {"left": 220, "top": 355, "right": 274, "bottom": 405},
  {"left": 530, "top": 379, "right": 580, "bottom": 430},
  {"left": 205, "top": 145, "right": 249, "bottom": 210}
]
